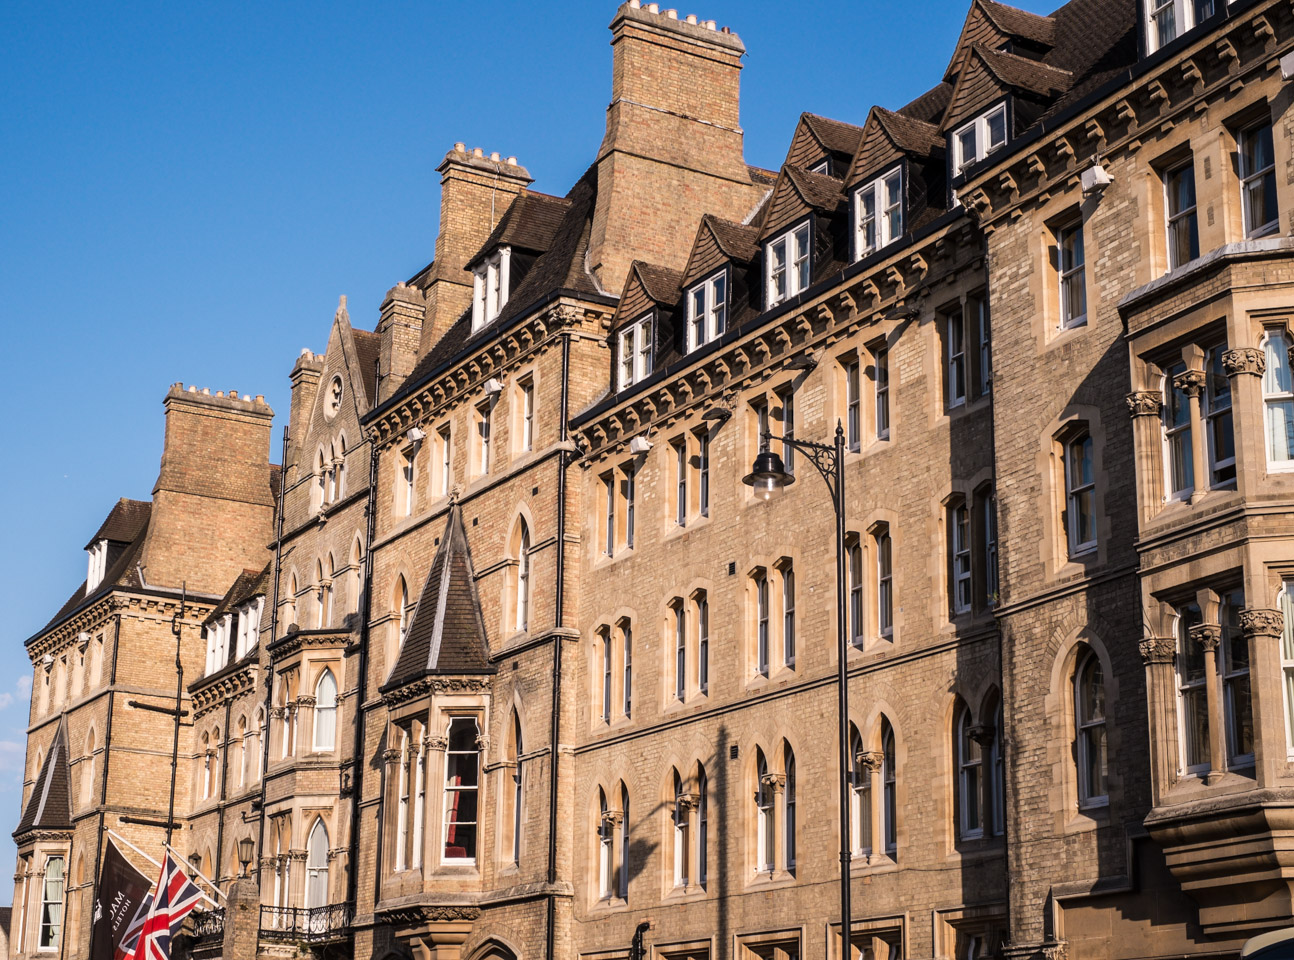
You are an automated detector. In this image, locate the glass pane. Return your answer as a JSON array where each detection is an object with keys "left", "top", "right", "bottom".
[
  {"left": 1183, "top": 687, "right": 1210, "bottom": 767},
  {"left": 1267, "top": 399, "right": 1294, "bottom": 462},
  {"left": 1155, "top": 5, "right": 1177, "bottom": 46},
  {"left": 1228, "top": 675, "right": 1254, "bottom": 761},
  {"left": 1265, "top": 333, "right": 1292, "bottom": 394},
  {"left": 1082, "top": 659, "right": 1106, "bottom": 722},
  {"left": 1085, "top": 725, "right": 1108, "bottom": 797},
  {"left": 1285, "top": 667, "right": 1294, "bottom": 748},
  {"left": 986, "top": 107, "right": 1007, "bottom": 150},
  {"left": 1194, "top": 0, "right": 1215, "bottom": 19},
  {"left": 1246, "top": 173, "right": 1278, "bottom": 235},
  {"left": 1179, "top": 605, "right": 1204, "bottom": 680},
  {"left": 957, "top": 127, "right": 977, "bottom": 168},
  {"left": 1169, "top": 431, "right": 1194, "bottom": 492},
  {"left": 1073, "top": 436, "right": 1094, "bottom": 486},
  {"left": 1243, "top": 124, "right": 1275, "bottom": 176}
]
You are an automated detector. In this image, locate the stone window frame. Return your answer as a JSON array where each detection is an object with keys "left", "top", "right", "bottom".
[
  {"left": 951, "top": 691, "right": 1005, "bottom": 845},
  {"left": 397, "top": 442, "right": 417, "bottom": 517},
  {"left": 1040, "top": 407, "right": 1110, "bottom": 578},
  {"left": 513, "top": 370, "right": 537, "bottom": 455},
  {"left": 503, "top": 513, "right": 533, "bottom": 637},
  {"left": 661, "top": 760, "right": 708, "bottom": 897},
  {"left": 471, "top": 397, "right": 495, "bottom": 477},
  {"left": 747, "top": 740, "right": 797, "bottom": 883},
  {"left": 1237, "top": 117, "right": 1279, "bottom": 239},
  {"left": 832, "top": 914, "right": 905, "bottom": 960},
  {"left": 1054, "top": 214, "right": 1088, "bottom": 331},
  {"left": 433, "top": 421, "right": 454, "bottom": 500},
  {"left": 589, "top": 779, "right": 631, "bottom": 909},
  {"left": 849, "top": 712, "right": 901, "bottom": 867},
  {"left": 1074, "top": 646, "right": 1111, "bottom": 809},
  {"left": 937, "top": 292, "right": 992, "bottom": 413},
  {"left": 736, "top": 927, "right": 805, "bottom": 960},
  {"left": 590, "top": 614, "right": 634, "bottom": 730},
  {"left": 870, "top": 521, "right": 896, "bottom": 643},
  {"left": 37, "top": 853, "right": 64, "bottom": 953},
  {"left": 440, "top": 715, "right": 483, "bottom": 868},
  {"left": 500, "top": 709, "right": 525, "bottom": 868}
]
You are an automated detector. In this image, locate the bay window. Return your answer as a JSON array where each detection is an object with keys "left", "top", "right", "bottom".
[{"left": 443, "top": 718, "right": 480, "bottom": 863}]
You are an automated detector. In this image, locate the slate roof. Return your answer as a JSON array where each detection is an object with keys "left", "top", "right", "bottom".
[
  {"left": 83, "top": 498, "right": 150, "bottom": 550},
  {"left": 382, "top": 504, "right": 494, "bottom": 692},
  {"left": 801, "top": 114, "right": 866, "bottom": 157},
  {"left": 982, "top": 0, "right": 1058, "bottom": 45},
  {"left": 633, "top": 262, "right": 684, "bottom": 306},
  {"left": 705, "top": 216, "right": 760, "bottom": 262},
  {"left": 876, "top": 108, "right": 945, "bottom": 157},
  {"left": 465, "top": 192, "right": 571, "bottom": 270},
  {"left": 203, "top": 563, "right": 271, "bottom": 627},
  {"left": 972, "top": 44, "right": 1073, "bottom": 98},
  {"left": 352, "top": 328, "right": 380, "bottom": 406},
  {"left": 15, "top": 719, "right": 71, "bottom": 838}
]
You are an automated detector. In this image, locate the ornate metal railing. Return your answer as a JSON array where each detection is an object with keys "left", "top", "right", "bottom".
[
  {"left": 259, "top": 903, "right": 354, "bottom": 942},
  {"left": 190, "top": 907, "right": 225, "bottom": 941}
]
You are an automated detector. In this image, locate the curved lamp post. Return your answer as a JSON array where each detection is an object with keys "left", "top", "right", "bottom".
[{"left": 744, "top": 422, "right": 853, "bottom": 958}]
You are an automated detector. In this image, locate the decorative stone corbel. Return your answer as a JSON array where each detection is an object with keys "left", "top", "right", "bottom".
[
  {"left": 1138, "top": 637, "right": 1176, "bottom": 664},
  {"left": 1126, "top": 391, "right": 1163, "bottom": 417},
  {"left": 1172, "top": 369, "right": 1207, "bottom": 398},
  {"left": 968, "top": 724, "right": 997, "bottom": 748},
  {"left": 856, "top": 750, "right": 885, "bottom": 772},
  {"left": 1189, "top": 623, "right": 1222, "bottom": 653},
  {"left": 1240, "top": 608, "right": 1283, "bottom": 640},
  {"left": 600, "top": 808, "right": 624, "bottom": 828},
  {"left": 1222, "top": 347, "right": 1265, "bottom": 378},
  {"left": 426, "top": 735, "right": 449, "bottom": 752},
  {"left": 759, "top": 772, "right": 787, "bottom": 794},
  {"left": 674, "top": 793, "right": 700, "bottom": 812}
]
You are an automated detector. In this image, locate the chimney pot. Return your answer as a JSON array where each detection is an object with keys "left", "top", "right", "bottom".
[
  {"left": 705, "top": 19, "right": 716, "bottom": 28},
  {"left": 665, "top": 8, "right": 677, "bottom": 18},
  {"left": 256, "top": 395, "right": 265, "bottom": 403},
  {"left": 454, "top": 141, "right": 465, "bottom": 152},
  {"left": 721, "top": 25, "right": 729, "bottom": 32},
  {"left": 629, "top": 0, "right": 639, "bottom": 6},
  {"left": 202, "top": 388, "right": 211, "bottom": 396},
  {"left": 216, "top": 391, "right": 225, "bottom": 398},
  {"left": 685, "top": 13, "right": 697, "bottom": 23},
  {"left": 490, "top": 151, "right": 500, "bottom": 162},
  {"left": 647, "top": 3, "right": 658, "bottom": 12},
  {"left": 188, "top": 385, "right": 197, "bottom": 393},
  {"left": 473, "top": 147, "right": 484, "bottom": 158},
  {"left": 506, "top": 156, "right": 517, "bottom": 166}
]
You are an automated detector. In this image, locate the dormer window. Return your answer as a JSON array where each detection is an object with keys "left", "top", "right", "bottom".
[
  {"left": 86, "top": 540, "right": 109, "bottom": 591},
  {"left": 766, "top": 223, "right": 811, "bottom": 308},
  {"left": 1147, "top": 0, "right": 1216, "bottom": 53},
  {"left": 617, "top": 315, "right": 653, "bottom": 391},
  {"left": 235, "top": 597, "right": 264, "bottom": 660},
  {"left": 953, "top": 103, "right": 1007, "bottom": 175},
  {"left": 855, "top": 168, "right": 904, "bottom": 260},
  {"left": 471, "top": 247, "right": 511, "bottom": 332},
  {"left": 809, "top": 158, "right": 831, "bottom": 176},
  {"left": 686, "top": 272, "right": 728, "bottom": 352}
]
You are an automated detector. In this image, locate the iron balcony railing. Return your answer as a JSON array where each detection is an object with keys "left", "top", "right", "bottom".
[
  {"left": 259, "top": 903, "right": 354, "bottom": 943},
  {"left": 190, "top": 907, "right": 225, "bottom": 941}
]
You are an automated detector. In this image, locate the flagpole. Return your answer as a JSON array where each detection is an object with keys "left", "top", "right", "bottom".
[
  {"left": 163, "top": 844, "right": 226, "bottom": 902},
  {"left": 104, "top": 830, "right": 222, "bottom": 909},
  {"left": 166, "top": 584, "right": 186, "bottom": 849}
]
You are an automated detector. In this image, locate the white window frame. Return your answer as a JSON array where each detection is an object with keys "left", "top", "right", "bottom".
[
  {"left": 1240, "top": 121, "right": 1279, "bottom": 239},
  {"left": 874, "top": 347, "right": 890, "bottom": 440},
  {"left": 1262, "top": 328, "right": 1294, "bottom": 470},
  {"left": 400, "top": 448, "right": 416, "bottom": 517},
  {"left": 437, "top": 424, "right": 453, "bottom": 498},
  {"left": 313, "top": 669, "right": 337, "bottom": 752},
  {"left": 442, "top": 718, "right": 480, "bottom": 865},
  {"left": 622, "top": 622, "right": 633, "bottom": 718},
  {"left": 854, "top": 167, "right": 904, "bottom": 259},
  {"left": 475, "top": 402, "right": 493, "bottom": 475},
  {"left": 876, "top": 526, "right": 893, "bottom": 638},
  {"left": 881, "top": 725, "right": 897, "bottom": 855},
  {"left": 845, "top": 358, "right": 862, "bottom": 451},
  {"left": 1147, "top": 0, "right": 1216, "bottom": 54},
  {"left": 1280, "top": 582, "right": 1294, "bottom": 759},
  {"left": 755, "top": 571, "right": 769, "bottom": 677},
  {"left": 674, "top": 603, "right": 686, "bottom": 702},
  {"left": 947, "top": 312, "right": 967, "bottom": 408},
  {"left": 603, "top": 474, "right": 616, "bottom": 558},
  {"left": 951, "top": 503, "right": 972, "bottom": 615},
  {"left": 37, "top": 855, "right": 63, "bottom": 953},
  {"left": 1162, "top": 361, "right": 1195, "bottom": 501},
  {"left": 755, "top": 753, "right": 774, "bottom": 874},
  {"left": 519, "top": 377, "right": 535, "bottom": 452},
  {"left": 697, "top": 593, "right": 710, "bottom": 695},
  {"left": 601, "top": 628, "right": 612, "bottom": 723},
  {"left": 957, "top": 709, "right": 983, "bottom": 841},
  {"left": 87, "top": 539, "right": 108, "bottom": 592},
  {"left": 625, "top": 462, "right": 636, "bottom": 550},
  {"left": 1057, "top": 221, "right": 1087, "bottom": 329},
  {"left": 471, "top": 247, "right": 511, "bottom": 331},
  {"left": 674, "top": 440, "right": 688, "bottom": 527},
  {"left": 849, "top": 536, "right": 864, "bottom": 647},
  {"left": 952, "top": 103, "right": 1008, "bottom": 175},
  {"left": 687, "top": 271, "right": 729, "bottom": 352},
  {"left": 1074, "top": 650, "right": 1109, "bottom": 807},
  {"left": 765, "top": 223, "right": 811, "bottom": 308},
  {"left": 672, "top": 773, "right": 689, "bottom": 888},
  {"left": 616, "top": 316, "right": 653, "bottom": 391},
  {"left": 1064, "top": 433, "right": 1098, "bottom": 556},
  {"left": 698, "top": 431, "right": 710, "bottom": 518}
]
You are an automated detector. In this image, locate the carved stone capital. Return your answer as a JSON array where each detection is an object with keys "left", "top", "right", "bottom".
[
  {"left": 1222, "top": 347, "right": 1265, "bottom": 377},
  {"left": 856, "top": 751, "right": 885, "bottom": 772},
  {"left": 1241, "top": 607, "right": 1284, "bottom": 640},
  {"left": 600, "top": 808, "right": 624, "bottom": 827},
  {"left": 759, "top": 773, "right": 787, "bottom": 794},
  {"left": 968, "top": 723, "right": 997, "bottom": 747},
  {"left": 1189, "top": 623, "right": 1222, "bottom": 653},
  {"left": 381, "top": 748, "right": 401, "bottom": 764},
  {"left": 1126, "top": 390, "right": 1163, "bottom": 417},
  {"left": 1139, "top": 637, "right": 1176, "bottom": 664},
  {"left": 674, "top": 792, "right": 700, "bottom": 812},
  {"left": 295, "top": 696, "right": 316, "bottom": 708},
  {"left": 475, "top": 734, "right": 492, "bottom": 753},
  {"left": 270, "top": 707, "right": 287, "bottom": 720},
  {"left": 1173, "top": 369, "right": 1207, "bottom": 398},
  {"left": 426, "top": 735, "right": 449, "bottom": 752}
]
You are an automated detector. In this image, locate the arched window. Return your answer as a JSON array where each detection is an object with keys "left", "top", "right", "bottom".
[
  {"left": 848, "top": 534, "right": 864, "bottom": 646},
  {"left": 619, "top": 783, "right": 630, "bottom": 900},
  {"left": 875, "top": 524, "right": 893, "bottom": 638},
  {"left": 38, "top": 855, "right": 64, "bottom": 951},
  {"left": 315, "top": 560, "right": 328, "bottom": 629},
  {"left": 412, "top": 728, "right": 426, "bottom": 869},
  {"left": 881, "top": 719, "right": 897, "bottom": 855},
  {"left": 396, "top": 577, "right": 410, "bottom": 648},
  {"left": 1262, "top": 328, "right": 1294, "bottom": 466},
  {"left": 697, "top": 766, "right": 708, "bottom": 887},
  {"left": 313, "top": 670, "right": 337, "bottom": 751},
  {"left": 395, "top": 728, "right": 410, "bottom": 871},
  {"left": 286, "top": 573, "right": 299, "bottom": 631},
  {"left": 82, "top": 729, "right": 96, "bottom": 807},
  {"left": 600, "top": 628, "right": 612, "bottom": 723},
  {"left": 621, "top": 621, "right": 633, "bottom": 719},
  {"left": 597, "top": 788, "right": 613, "bottom": 900},
  {"left": 1075, "top": 650, "right": 1108, "bottom": 806},
  {"left": 305, "top": 820, "right": 329, "bottom": 910},
  {"left": 334, "top": 436, "right": 347, "bottom": 500},
  {"left": 755, "top": 748, "right": 773, "bottom": 873},
  {"left": 201, "top": 732, "right": 212, "bottom": 800},
  {"left": 672, "top": 769, "right": 688, "bottom": 888},
  {"left": 850, "top": 725, "right": 871, "bottom": 856},
  {"left": 349, "top": 537, "right": 363, "bottom": 615},
  {"left": 515, "top": 521, "right": 531, "bottom": 632},
  {"left": 784, "top": 744, "right": 797, "bottom": 873},
  {"left": 315, "top": 449, "right": 327, "bottom": 511},
  {"left": 956, "top": 704, "right": 982, "bottom": 840},
  {"left": 443, "top": 718, "right": 480, "bottom": 863},
  {"left": 236, "top": 717, "right": 247, "bottom": 788},
  {"left": 253, "top": 707, "right": 265, "bottom": 781},
  {"left": 507, "top": 713, "right": 523, "bottom": 865}
]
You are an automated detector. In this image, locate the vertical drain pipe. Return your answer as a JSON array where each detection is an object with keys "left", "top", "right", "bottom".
[{"left": 348, "top": 431, "right": 379, "bottom": 908}]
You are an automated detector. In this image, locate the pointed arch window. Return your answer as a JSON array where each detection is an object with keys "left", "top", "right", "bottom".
[
  {"left": 672, "top": 769, "right": 689, "bottom": 888},
  {"left": 236, "top": 717, "right": 248, "bottom": 788},
  {"left": 82, "top": 729, "right": 96, "bottom": 806},
  {"left": 305, "top": 820, "right": 329, "bottom": 910},
  {"left": 1075, "top": 650, "right": 1108, "bottom": 806},
  {"left": 698, "top": 766, "right": 708, "bottom": 887},
  {"left": 201, "top": 732, "right": 212, "bottom": 800},
  {"left": 619, "top": 784, "right": 630, "bottom": 900},
  {"left": 597, "top": 788, "right": 613, "bottom": 899},
  {"left": 396, "top": 577, "right": 410, "bottom": 649},
  {"left": 443, "top": 718, "right": 480, "bottom": 863},
  {"left": 881, "top": 720, "right": 897, "bottom": 855},
  {"left": 957, "top": 705, "right": 982, "bottom": 840},
  {"left": 395, "top": 729, "right": 410, "bottom": 871},
  {"left": 38, "top": 855, "right": 63, "bottom": 951},
  {"left": 784, "top": 744, "right": 797, "bottom": 873},
  {"left": 850, "top": 725, "right": 871, "bottom": 857},
  {"left": 508, "top": 715, "right": 523, "bottom": 865},
  {"left": 516, "top": 521, "right": 531, "bottom": 632},
  {"left": 755, "top": 749, "right": 774, "bottom": 874},
  {"left": 313, "top": 670, "right": 337, "bottom": 752}
]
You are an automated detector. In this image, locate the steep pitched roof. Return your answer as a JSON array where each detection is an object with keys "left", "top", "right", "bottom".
[
  {"left": 83, "top": 498, "right": 150, "bottom": 550},
  {"left": 633, "top": 262, "right": 683, "bottom": 307},
  {"left": 615, "top": 262, "right": 683, "bottom": 328},
  {"left": 351, "top": 328, "right": 380, "bottom": 408},
  {"left": 943, "top": 44, "right": 1072, "bottom": 132},
  {"left": 203, "top": 563, "right": 271, "bottom": 628},
  {"left": 464, "top": 192, "right": 572, "bottom": 270},
  {"left": 681, "top": 215, "right": 760, "bottom": 288},
  {"left": 382, "top": 504, "right": 494, "bottom": 692},
  {"left": 785, "top": 113, "right": 866, "bottom": 172},
  {"left": 15, "top": 720, "right": 71, "bottom": 838},
  {"left": 848, "top": 107, "right": 945, "bottom": 187},
  {"left": 758, "top": 166, "right": 846, "bottom": 240},
  {"left": 945, "top": 0, "right": 1058, "bottom": 81}
]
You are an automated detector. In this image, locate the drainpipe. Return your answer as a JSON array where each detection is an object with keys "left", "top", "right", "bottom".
[
  {"left": 85, "top": 613, "right": 123, "bottom": 960},
  {"left": 546, "top": 331, "right": 572, "bottom": 960},
  {"left": 256, "top": 427, "right": 291, "bottom": 888},
  {"left": 347, "top": 433, "right": 379, "bottom": 909},
  {"left": 213, "top": 694, "right": 233, "bottom": 885}
]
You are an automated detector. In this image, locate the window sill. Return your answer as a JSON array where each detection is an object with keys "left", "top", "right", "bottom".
[
  {"left": 663, "top": 882, "right": 707, "bottom": 902},
  {"left": 746, "top": 869, "right": 797, "bottom": 890},
  {"left": 1065, "top": 803, "right": 1109, "bottom": 834},
  {"left": 851, "top": 853, "right": 899, "bottom": 876},
  {"left": 589, "top": 896, "right": 629, "bottom": 914}
]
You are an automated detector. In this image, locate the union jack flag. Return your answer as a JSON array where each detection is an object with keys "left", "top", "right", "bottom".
[
  {"left": 128, "top": 854, "right": 202, "bottom": 960},
  {"left": 114, "top": 892, "right": 152, "bottom": 960}
]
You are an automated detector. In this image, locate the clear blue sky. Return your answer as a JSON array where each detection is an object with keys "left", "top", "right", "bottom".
[{"left": 0, "top": 0, "right": 1054, "bottom": 901}]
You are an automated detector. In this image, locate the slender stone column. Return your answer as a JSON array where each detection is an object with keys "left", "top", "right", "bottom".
[{"left": 1190, "top": 623, "right": 1226, "bottom": 783}]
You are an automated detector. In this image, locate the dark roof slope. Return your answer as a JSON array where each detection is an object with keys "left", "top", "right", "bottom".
[
  {"left": 352, "top": 328, "right": 380, "bottom": 406},
  {"left": 983, "top": 0, "right": 1058, "bottom": 45},
  {"left": 39, "top": 505, "right": 152, "bottom": 641},
  {"left": 83, "top": 498, "right": 150, "bottom": 550},
  {"left": 15, "top": 720, "right": 71, "bottom": 838},
  {"left": 803, "top": 114, "right": 866, "bottom": 156},
  {"left": 465, "top": 192, "right": 572, "bottom": 270},
  {"left": 634, "top": 262, "right": 684, "bottom": 306},
  {"left": 204, "top": 563, "right": 271, "bottom": 627},
  {"left": 382, "top": 503, "right": 494, "bottom": 692},
  {"left": 706, "top": 216, "right": 761, "bottom": 262},
  {"left": 977, "top": 44, "right": 1073, "bottom": 97}
]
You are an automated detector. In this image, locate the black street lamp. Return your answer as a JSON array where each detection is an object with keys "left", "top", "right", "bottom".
[{"left": 744, "top": 421, "right": 853, "bottom": 957}]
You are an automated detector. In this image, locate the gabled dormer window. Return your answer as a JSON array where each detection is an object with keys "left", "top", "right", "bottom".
[
  {"left": 687, "top": 271, "right": 728, "bottom": 352},
  {"left": 809, "top": 158, "right": 831, "bottom": 176},
  {"left": 952, "top": 103, "right": 1007, "bottom": 175},
  {"left": 766, "top": 222, "right": 811, "bottom": 308},
  {"left": 235, "top": 597, "right": 264, "bottom": 660},
  {"left": 617, "top": 315, "right": 653, "bottom": 391},
  {"left": 1147, "top": 0, "right": 1216, "bottom": 54},
  {"left": 855, "top": 168, "right": 904, "bottom": 260},
  {"left": 86, "top": 540, "right": 109, "bottom": 591},
  {"left": 471, "top": 247, "right": 511, "bottom": 332}
]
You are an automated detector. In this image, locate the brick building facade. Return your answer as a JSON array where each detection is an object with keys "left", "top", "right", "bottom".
[{"left": 13, "top": 1, "right": 1294, "bottom": 959}]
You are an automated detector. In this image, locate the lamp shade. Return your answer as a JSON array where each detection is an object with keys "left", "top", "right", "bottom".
[{"left": 742, "top": 449, "right": 794, "bottom": 501}]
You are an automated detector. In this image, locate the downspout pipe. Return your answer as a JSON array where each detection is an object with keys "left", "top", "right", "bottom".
[
  {"left": 85, "top": 614, "right": 123, "bottom": 960},
  {"left": 347, "top": 432, "right": 379, "bottom": 908}
]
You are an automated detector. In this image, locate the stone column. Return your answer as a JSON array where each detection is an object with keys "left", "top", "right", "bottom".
[
  {"left": 1190, "top": 623, "right": 1227, "bottom": 783},
  {"left": 759, "top": 773, "right": 787, "bottom": 873},
  {"left": 1126, "top": 392, "right": 1164, "bottom": 524},
  {"left": 857, "top": 751, "right": 885, "bottom": 859},
  {"left": 675, "top": 792, "right": 700, "bottom": 885},
  {"left": 221, "top": 877, "right": 261, "bottom": 960},
  {"left": 601, "top": 808, "right": 625, "bottom": 899},
  {"left": 969, "top": 724, "right": 998, "bottom": 835},
  {"left": 1173, "top": 368, "right": 1208, "bottom": 503},
  {"left": 296, "top": 696, "right": 316, "bottom": 752},
  {"left": 1242, "top": 607, "right": 1284, "bottom": 785},
  {"left": 1138, "top": 637, "right": 1178, "bottom": 803},
  {"left": 1223, "top": 347, "right": 1265, "bottom": 497}
]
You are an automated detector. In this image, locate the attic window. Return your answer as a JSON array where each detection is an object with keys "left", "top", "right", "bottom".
[
  {"left": 1147, "top": 0, "right": 1216, "bottom": 54},
  {"left": 86, "top": 540, "right": 109, "bottom": 592},
  {"left": 766, "top": 223, "right": 811, "bottom": 308},
  {"left": 687, "top": 271, "right": 728, "bottom": 353},
  {"left": 953, "top": 103, "right": 1007, "bottom": 175},
  {"left": 855, "top": 168, "right": 904, "bottom": 260},
  {"left": 809, "top": 158, "right": 831, "bottom": 176},
  {"left": 617, "top": 315, "right": 653, "bottom": 391},
  {"left": 471, "top": 247, "right": 511, "bottom": 332}
]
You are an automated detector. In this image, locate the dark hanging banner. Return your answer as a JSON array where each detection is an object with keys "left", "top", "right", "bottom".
[{"left": 90, "top": 837, "right": 153, "bottom": 960}]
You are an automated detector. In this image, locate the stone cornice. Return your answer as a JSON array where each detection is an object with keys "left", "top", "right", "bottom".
[
  {"left": 367, "top": 301, "right": 612, "bottom": 451},
  {"left": 267, "top": 628, "right": 353, "bottom": 661},
  {"left": 27, "top": 591, "right": 216, "bottom": 662},
  {"left": 379, "top": 675, "right": 492, "bottom": 708},
  {"left": 191, "top": 664, "right": 258, "bottom": 719}
]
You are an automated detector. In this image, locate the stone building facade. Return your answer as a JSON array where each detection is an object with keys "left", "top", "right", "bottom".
[{"left": 13, "top": 2, "right": 1294, "bottom": 960}]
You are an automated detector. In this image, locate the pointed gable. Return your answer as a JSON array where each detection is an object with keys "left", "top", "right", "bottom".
[
  {"left": 15, "top": 720, "right": 72, "bottom": 839},
  {"left": 847, "top": 108, "right": 945, "bottom": 188},
  {"left": 944, "top": 0, "right": 1057, "bottom": 83},
  {"left": 942, "top": 45, "right": 1072, "bottom": 133},
  {"left": 382, "top": 504, "right": 493, "bottom": 692},
  {"left": 785, "top": 113, "right": 865, "bottom": 176},
  {"left": 464, "top": 192, "right": 572, "bottom": 271},
  {"left": 758, "top": 166, "right": 845, "bottom": 241},
  {"left": 682, "top": 215, "right": 759, "bottom": 288}
]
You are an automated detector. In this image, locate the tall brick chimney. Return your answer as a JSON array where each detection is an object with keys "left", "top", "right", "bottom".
[
  {"left": 377, "top": 282, "right": 427, "bottom": 404},
  {"left": 418, "top": 145, "right": 534, "bottom": 357},
  {"left": 140, "top": 385, "right": 276, "bottom": 596},
  {"left": 588, "top": 2, "right": 768, "bottom": 295},
  {"left": 288, "top": 347, "right": 324, "bottom": 448}
]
